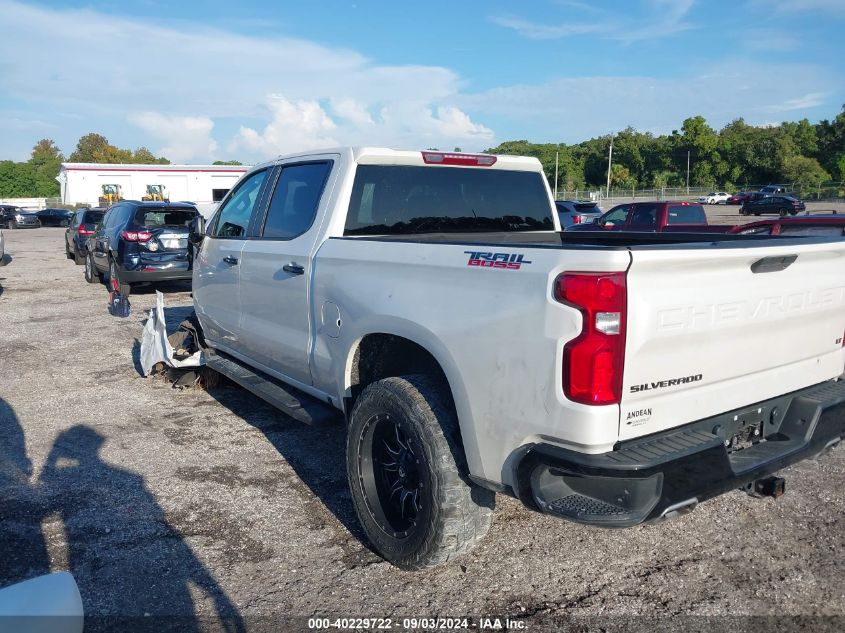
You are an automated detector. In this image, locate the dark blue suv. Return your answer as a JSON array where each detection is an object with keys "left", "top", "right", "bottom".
[{"left": 84, "top": 201, "right": 199, "bottom": 295}]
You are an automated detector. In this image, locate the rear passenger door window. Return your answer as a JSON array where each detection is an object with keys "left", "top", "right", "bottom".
[
  {"left": 260, "top": 162, "right": 332, "bottom": 239},
  {"left": 211, "top": 169, "right": 269, "bottom": 238},
  {"left": 667, "top": 204, "right": 706, "bottom": 224}
]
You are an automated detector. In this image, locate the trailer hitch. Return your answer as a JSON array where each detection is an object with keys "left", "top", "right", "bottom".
[{"left": 742, "top": 476, "right": 786, "bottom": 499}]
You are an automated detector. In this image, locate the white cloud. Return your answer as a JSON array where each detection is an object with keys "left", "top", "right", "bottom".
[
  {"left": 231, "top": 95, "right": 493, "bottom": 157},
  {"left": 330, "top": 98, "right": 374, "bottom": 127},
  {"left": 455, "top": 61, "right": 835, "bottom": 142},
  {"left": 231, "top": 95, "right": 338, "bottom": 156},
  {"left": 491, "top": 0, "right": 695, "bottom": 43},
  {"left": 129, "top": 112, "right": 217, "bottom": 162},
  {"left": 765, "top": 92, "right": 826, "bottom": 112},
  {"left": 0, "top": 0, "right": 492, "bottom": 161}
]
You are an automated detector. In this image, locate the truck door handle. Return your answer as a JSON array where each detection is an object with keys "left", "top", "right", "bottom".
[
  {"left": 223, "top": 256, "right": 238, "bottom": 266},
  {"left": 283, "top": 263, "right": 305, "bottom": 275},
  {"left": 751, "top": 254, "right": 797, "bottom": 273}
]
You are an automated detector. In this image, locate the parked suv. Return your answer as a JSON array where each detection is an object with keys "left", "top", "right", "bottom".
[
  {"left": 554, "top": 200, "right": 603, "bottom": 228},
  {"left": 0, "top": 205, "right": 41, "bottom": 229},
  {"left": 64, "top": 208, "right": 105, "bottom": 264},
  {"left": 84, "top": 201, "right": 199, "bottom": 295},
  {"left": 36, "top": 208, "right": 74, "bottom": 227}
]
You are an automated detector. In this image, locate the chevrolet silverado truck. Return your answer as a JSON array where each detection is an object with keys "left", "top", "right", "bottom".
[{"left": 189, "top": 148, "right": 845, "bottom": 569}]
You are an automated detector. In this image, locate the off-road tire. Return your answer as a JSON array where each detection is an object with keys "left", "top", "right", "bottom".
[
  {"left": 109, "top": 258, "right": 131, "bottom": 296},
  {"left": 84, "top": 252, "right": 103, "bottom": 283},
  {"left": 347, "top": 374, "right": 494, "bottom": 569}
]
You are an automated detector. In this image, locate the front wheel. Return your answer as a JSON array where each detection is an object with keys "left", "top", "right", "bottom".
[{"left": 347, "top": 375, "right": 494, "bottom": 569}]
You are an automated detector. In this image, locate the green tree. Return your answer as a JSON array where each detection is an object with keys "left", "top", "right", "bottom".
[
  {"left": 132, "top": 147, "right": 170, "bottom": 164},
  {"left": 69, "top": 133, "right": 112, "bottom": 162},
  {"left": 782, "top": 155, "right": 830, "bottom": 186},
  {"left": 0, "top": 161, "right": 36, "bottom": 197},
  {"left": 29, "top": 139, "right": 64, "bottom": 197}
]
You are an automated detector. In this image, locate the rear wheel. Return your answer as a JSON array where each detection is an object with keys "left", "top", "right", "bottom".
[
  {"left": 109, "top": 258, "right": 131, "bottom": 296},
  {"left": 65, "top": 240, "right": 74, "bottom": 259},
  {"left": 347, "top": 375, "right": 494, "bottom": 569},
  {"left": 84, "top": 252, "right": 103, "bottom": 284},
  {"left": 778, "top": 207, "right": 788, "bottom": 217}
]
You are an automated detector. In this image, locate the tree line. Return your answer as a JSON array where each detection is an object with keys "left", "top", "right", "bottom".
[
  {"left": 0, "top": 133, "right": 241, "bottom": 198},
  {"left": 2, "top": 108, "right": 843, "bottom": 198},
  {"left": 486, "top": 105, "right": 845, "bottom": 193}
]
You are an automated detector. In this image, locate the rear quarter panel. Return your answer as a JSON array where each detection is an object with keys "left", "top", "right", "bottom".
[{"left": 310, "top": 237, "right": 631, "bottom": 487}]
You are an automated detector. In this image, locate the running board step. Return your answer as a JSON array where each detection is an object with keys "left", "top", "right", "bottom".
[{"left": 206, "top": 351, "right": 340, "bottom": 427}]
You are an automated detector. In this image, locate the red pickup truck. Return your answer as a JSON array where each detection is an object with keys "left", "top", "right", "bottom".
[{"left": 566, "top": 201, "right": 732, "bottom": 233}]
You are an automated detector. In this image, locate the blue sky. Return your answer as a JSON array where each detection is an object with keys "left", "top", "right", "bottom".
[{"left": 1, "top": 0, "right": 843, "bottom": 164}]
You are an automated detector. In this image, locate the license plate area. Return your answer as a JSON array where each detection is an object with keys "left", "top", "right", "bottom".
[
  {"left": 724, "top": 408, "right": 767, "bottom": 453},
  {"left": 158, "top": 233, "right": 187, "bottom": 250}
]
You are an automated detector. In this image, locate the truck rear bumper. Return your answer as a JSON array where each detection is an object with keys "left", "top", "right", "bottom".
[{"left": 514, "top": 378, "right": 845, "bottom": 527}]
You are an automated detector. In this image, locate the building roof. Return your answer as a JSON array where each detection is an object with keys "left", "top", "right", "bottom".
[{"left": 59, "top": 163, "right": 250, "bottom": 172}]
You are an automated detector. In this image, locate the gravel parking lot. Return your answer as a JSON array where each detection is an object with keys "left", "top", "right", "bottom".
[{"left": 1, "top": 222, "right": 844, "bottom": 632}]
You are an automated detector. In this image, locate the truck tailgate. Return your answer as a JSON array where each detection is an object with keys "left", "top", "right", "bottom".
[{"left": 621, "top": 239, "right": 845, "bottom": 440}]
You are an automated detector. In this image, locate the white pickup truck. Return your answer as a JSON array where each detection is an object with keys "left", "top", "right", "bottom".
[{"left": 189, "top": 148, "right": 845, "bottom": 570}]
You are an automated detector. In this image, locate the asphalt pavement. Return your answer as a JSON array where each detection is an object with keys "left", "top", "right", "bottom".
[{"left": 0, "top": 225, "right": 843, "bottom": 632}]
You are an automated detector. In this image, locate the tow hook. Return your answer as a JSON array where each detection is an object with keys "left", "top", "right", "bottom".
[{"left": 742, "top": 476, "right": 786, "bottom": 499}]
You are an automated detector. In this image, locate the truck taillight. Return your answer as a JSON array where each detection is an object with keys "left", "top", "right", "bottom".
[{"left": 555, "top": 272, "right": 627, "bottom": 406}]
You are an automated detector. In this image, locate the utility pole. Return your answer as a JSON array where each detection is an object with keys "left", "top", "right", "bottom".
[
  {"left": 686, "top": 150, "right": 690, "bottom": 195},
  {"left": 554, "top": 151, "right": 559, "bottom": 200},
  {"left": 606, "top": 133, "right": 614, "bottom": 200}
]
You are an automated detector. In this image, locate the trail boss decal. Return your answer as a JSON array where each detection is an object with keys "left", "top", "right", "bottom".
[
  {"left": 464, "top": 251, "right": 532, "bottom": 270},
  {"left": 630, "top": 373, "right": 703, "bottom": 393}
]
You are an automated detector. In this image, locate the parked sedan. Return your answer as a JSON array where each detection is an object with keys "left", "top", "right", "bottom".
[
  {"left": 555, "top": 200, "right": 603, "bottom": 228},
  {"left": 697, "top": 191, "right": 730, "bottom": 204},
  {"left": 740, "top": 195, "right": 805, "bottom": 216},
  {"left": 36, "top": 208, "right": 74, "bottom": 227},
  {"left": 85, "top": 201, "right": 199, "bottom": 295},
  {"left": 64, "top": 208, "right": 105, "bottom": 265},
  {"left": 0, "top": 205, "right": 41, "bottom": 229},
  {"left": 729, "top": 214, "right": 845, "bottom": 236}
]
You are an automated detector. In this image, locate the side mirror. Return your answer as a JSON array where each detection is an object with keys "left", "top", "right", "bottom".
[{"left": 189, "top": 216, "right": 206, "bottom": 244}]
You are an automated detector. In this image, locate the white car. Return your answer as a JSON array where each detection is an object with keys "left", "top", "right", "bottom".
[{"left": 698, "top": 191, "right": 730, "bottom": 204}]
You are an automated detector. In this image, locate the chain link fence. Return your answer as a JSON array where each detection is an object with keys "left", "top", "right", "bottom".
[{"left": 555, "top": 182, "right": 845, "bottom": 203}]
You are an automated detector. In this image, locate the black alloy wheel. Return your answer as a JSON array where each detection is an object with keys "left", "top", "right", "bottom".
[{"left": 358, "top": 413, "right": 423, "bottom": 538}]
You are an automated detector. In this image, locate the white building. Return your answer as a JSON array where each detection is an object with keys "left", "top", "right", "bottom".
[{"left": 56, "top": 163, "right": 250, "bottom": 216}]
